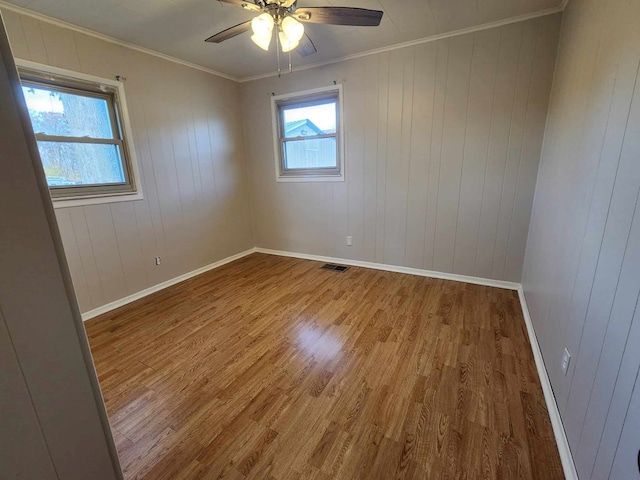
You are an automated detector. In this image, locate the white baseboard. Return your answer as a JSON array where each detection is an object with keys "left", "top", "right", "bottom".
[
  {"left": 254, "top": 247, "right": 520, "bottom": 291},
  {"left": 81, "top": 248, "right": 256, "bottom": 321},
  {"left": 517, "top": 287, "right": 578, "bottom": 480},
  {"left": 82, "top": 246, "right": 517, "bottom": 322}
]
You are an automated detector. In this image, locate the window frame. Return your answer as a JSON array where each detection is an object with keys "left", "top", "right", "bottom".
[
  {"left": 16, "top": 59, "right": 143, "bottom": 208},
  {"left": 271, "top": 85, "right": 344, "bottom": 183}
]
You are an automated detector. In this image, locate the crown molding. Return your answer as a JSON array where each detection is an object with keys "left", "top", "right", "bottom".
[
  {"left": 0, "top": 0, "right": 569, "bottom": 84},
  {"left": 239, "top": 5, "right": 565, "bottom": 83},
  {"left": 0, "top": 0, "right": 239, "bottom": 82}
]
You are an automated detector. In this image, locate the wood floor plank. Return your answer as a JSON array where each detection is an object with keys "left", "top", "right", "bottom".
[{"left": 85, "top": 253, "right": 564, "bottom": 479}]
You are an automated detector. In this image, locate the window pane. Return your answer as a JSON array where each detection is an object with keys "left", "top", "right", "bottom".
[
  {"left": 284, "top": 138, "right": 337, "bottom": 169},
  {"left": 36, "top": 141, "right": 125, "bottom": 186},
  {"left": 283, "top": 101, "right": 336, "bottom": 137},
  {"left": 22, "top": 85, "right": 115, "bottom": 139}
]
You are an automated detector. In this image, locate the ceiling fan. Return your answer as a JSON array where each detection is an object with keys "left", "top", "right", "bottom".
[{"left": 205, "top": 0, "right": 384, "bottom": 58}]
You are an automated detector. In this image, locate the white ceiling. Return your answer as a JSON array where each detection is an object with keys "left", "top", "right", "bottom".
[{"left": 3, "top": 0, "right": 563, "bottom": 79}]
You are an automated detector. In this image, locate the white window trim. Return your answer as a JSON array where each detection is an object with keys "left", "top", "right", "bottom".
[
  {"left": 271, "top": 85, "right": 345, "bottom": 183},
  {"left": 15, "top": 59, "right": 144, "bottom": 208}
]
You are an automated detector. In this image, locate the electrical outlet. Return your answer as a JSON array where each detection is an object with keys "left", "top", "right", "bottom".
[
  {"left": 155, "top": 256, "right": 161, "bottom": 266},
  {"left": 561, "top": 348, "right": 571, "bottom": 376},
  {"left": 346, "top": 236, "right": 352, "bottom": 246}
]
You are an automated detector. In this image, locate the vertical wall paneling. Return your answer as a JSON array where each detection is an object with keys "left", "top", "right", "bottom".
[
  {"left": 343, "top": 59, "right": 365, "bottom": 261},
  {"left": 110, "top": 202, "right": 148, "bottom": 297},
  {"left": 566, "top": 59, "right": 640, "bottom": 460},
  {"left": 423, "top": 39, "right": 450, "bottom": 271},
  {"left": 1, "top": 8, "right": 255, "bottom": 313},
  {"left": 452, "top": 28, "right": 500, "bottom": 277},
  {"left": 69, "top": 207, "right": 105, "bottom": 309},
  {"left": 20, "top": 14, "right": 48, "bottom": 64},
  {"left": 592, "top": 299, "right": 640, "bottom": 478},
  {"left": 0, "top": 310, "right": 58, "bottom": 479},
  {"left": 362, "top": 54, "right": 380, "bottom": 263},
  {"left": 474, "top": 23, "right": 523, "bottom": 279},
  {"left": 375, "top": 52, "right": 390, "bottom": 264},
  {"left": 579, "top": 187, "right": 640, "bottom": 476},
  {"left": 404, "top": 42, "right": 436, "bottom": 268},
  {"left": 84, "top": 204, "right": 128, "bottom": 302},
  {"left": 383, "top": 46, "right": 413, "bottom": 267},
  {"left": 521, "top": 0, "right": 640, "bottom": 478},
  {"left": 491, "top": 20, "right": 537, "bottom": 280},
  {"left": 503, "top": 17, "right": 559, "bottom": 282},
  {"left": 432, "top": 33, "right": 474, "bottom": 274},
  {"left": 609, "top": 373, "right": 640, "bottom": 479},
  {"left": 243, "top": 15, "right": 561, "bottom": 283},
  {"left": 54, "top": 209, "right": 92, "bottom": 312}
]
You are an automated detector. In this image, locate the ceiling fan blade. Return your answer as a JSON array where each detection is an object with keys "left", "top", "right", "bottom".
[
  {"left": 294, "top": 7, "right": 383, "bottom": 27},
  {"left": 216, "top": 0, "right": 261, "bottom": 12},
  {"left": 205, "top": 20, "right": 252, "bottom": 43},
  {"left": 280, "top": 0, "right": 297, "bottom": 7},
  {"left": 297, "top": 33, "right": 317, "bottom": 57}
]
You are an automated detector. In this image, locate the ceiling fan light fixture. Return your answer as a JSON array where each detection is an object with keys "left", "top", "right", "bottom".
[
  {"left": 251, "top": 12, "right": 274, "bottom": 37},
  {"left": 250, "top": 13, "right": 274, "bottom": 51},
  {"left": 279, "top": 31, "right": 299, "bottom": 52},
  {"left": 281, "top": 16, "right": 304, "bottom": 44},
  {"left": 251, "top": 32, "right": 272, "bottom": 50},
  {"left": 208, "top": 1, "right": 384, "bottom": 67}
]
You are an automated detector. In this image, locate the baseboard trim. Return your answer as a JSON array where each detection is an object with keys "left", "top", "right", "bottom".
[
  {"left": 517, "top": 286, "right": 578, "bottom": 480},
  {"left": 81, "top": 248, "right": 256, "bottom": 321},
  {"left": 254, "top": 247, "right": 520, "bottom": 291}
]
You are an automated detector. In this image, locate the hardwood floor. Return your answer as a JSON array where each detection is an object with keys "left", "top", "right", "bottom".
[{"left": 85, "top": 253, "right": 564, "bottom": 480}]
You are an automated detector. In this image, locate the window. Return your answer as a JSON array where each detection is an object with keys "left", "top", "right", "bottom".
[
  {"left": 17, "top": 60, "right": 142, "bottom": 206},
  {"left": 272, "top": 85, "right": 344, "bottom": 182}
]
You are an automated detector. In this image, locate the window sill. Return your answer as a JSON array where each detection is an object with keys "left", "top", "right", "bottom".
[
  {"left": 51, "top": 190, "right": 144, "bottom": 209},
  {"left": 276, "top": 174, "right": 345, "bottom": 183}
]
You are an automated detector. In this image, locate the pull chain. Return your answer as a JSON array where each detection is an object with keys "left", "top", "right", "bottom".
[{"left": 276, "top": 26, "right": 281, "bottom": 78}]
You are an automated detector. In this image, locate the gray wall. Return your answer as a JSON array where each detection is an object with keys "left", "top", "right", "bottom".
[
  {"left": 242, "top": 14, "right": 560, "bottom": 283},
  {"left": 1, "top": 8, "right": 254, "bottom": 314},
  {"left": 522, "top": 0, "right": 640, "bottom": 478},
  {"left": 0, "top": 12, "right": 120, "bottom": 479}
]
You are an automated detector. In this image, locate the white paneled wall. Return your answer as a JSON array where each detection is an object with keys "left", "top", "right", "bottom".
[
  {"left": 522, "top": 0, "right": 640, "bottom": 478},
  {"left": 242, "top": 15, "right": 560, "bottom": 283},
  {"left": 1, "top": 8, "right": 254, "bottom": 314}
]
